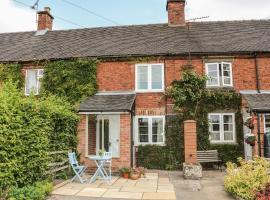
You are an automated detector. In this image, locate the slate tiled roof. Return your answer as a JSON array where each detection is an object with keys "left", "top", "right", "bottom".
[
  {"left": 0, "top": 20, "right": 270, "bottom": 62},
  {"left": 79, "top": 93, "right": 136, "bottom": 113},
  {"left": 243, "top": 94, "right": 270, "bottom": 112}
]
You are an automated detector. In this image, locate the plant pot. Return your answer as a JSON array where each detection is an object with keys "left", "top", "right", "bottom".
[
  {"left": 130, "top": 173, "right": 140, "bottom": 180},
  {"left": 122, "top": 173, "right": 129, "bottom": 179}
]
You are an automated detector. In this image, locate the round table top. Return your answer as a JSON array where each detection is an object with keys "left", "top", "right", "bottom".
[{"left": 88, "top": 155, "right": 112, "bottom": 161}]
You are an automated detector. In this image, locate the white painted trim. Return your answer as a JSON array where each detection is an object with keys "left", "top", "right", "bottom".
[
  {"left": 222, "top": 62, "right": 233, "bottom": 87},
  {"left": 205, "top": 63, "right": 220, "bottom": 87},
  {"left": 25, "top": 69, "right": 44, "bottom": 96},
  {"left": 134, "top": 115, "right": 166, "bottom": 146},
  {"left": 96, "top": 91, "right": 135, "bottom": 95},
  {"left": 240, "top": 90, "right": 270, "bottom": 94},
  {"left": 85, "top": 115, "right": 89, "bottom": 157},
  {"left": 135, "top": 63, "right": 164, "bottom": 93},
  {"left": 208, "top": 113, "right": 236, "bottom": 143}
]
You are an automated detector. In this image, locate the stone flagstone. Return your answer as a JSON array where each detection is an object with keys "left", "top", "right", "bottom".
[
  {"left": 76, "top": 188, "right": 107, "bottom": 197},
  {"left": 102, "top": 189, "right": 143, "bottom": 199},
  {"left": 52, "top": 188, "right": 80, "bottom": 196},
  {"left": 143, "top": 192, "right": 176, "bottom": 200},
  {"left": 121, "top": 186, "right": 157, "bottom": 193}
]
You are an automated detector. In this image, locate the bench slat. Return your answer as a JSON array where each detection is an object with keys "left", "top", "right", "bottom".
[{"left": 197, "top": 150, "right": 221, "bottom": 164}]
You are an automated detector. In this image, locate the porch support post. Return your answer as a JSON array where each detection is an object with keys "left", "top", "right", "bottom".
[{"left": 85, "top": 115, "right": 89, "bottom": 157}]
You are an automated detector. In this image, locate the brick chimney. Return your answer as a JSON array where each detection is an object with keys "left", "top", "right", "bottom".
[
  {"left": 167, "top": 0, "right": 186, "bottom": 26},
  {"left": 37, "top": 7, "right": 54, "bottom": 31}
]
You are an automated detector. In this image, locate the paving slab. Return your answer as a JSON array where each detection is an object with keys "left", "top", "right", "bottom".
[
  {"left": 76, "top": 188, "right": 107, "bottom": 197},
  {"left": 121, "top": 186, "right": 157, "bottom": 193},
  {"left": 52, "top": 188, "right": 80, "bottom": 196},
  {"left": 143, "top": 192, "right": 176, "bottom": 200},
  {"left": 102, "top": 189, "right": 143, "bottom": 199}
]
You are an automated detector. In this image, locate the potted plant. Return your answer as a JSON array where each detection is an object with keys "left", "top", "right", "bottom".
[
  {"left": 119, "top": 167, "right": 130, "bottom": 179},
  {"left": 245, "top": 134, "right": 256, "bottom": 146},
  {"left": 134, "top": 167, "right": 146, "bottom": 178},
  {"left": 98, "top": 149, "right": 105, "bottom": 157}
]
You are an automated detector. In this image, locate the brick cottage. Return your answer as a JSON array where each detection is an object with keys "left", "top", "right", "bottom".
[{"left": 1, "top": 0, "right": 270, "bottom": 170}]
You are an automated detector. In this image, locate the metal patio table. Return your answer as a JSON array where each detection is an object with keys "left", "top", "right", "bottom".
[{"left": 88, "top": 155, "right": 112, "bottom": 184}]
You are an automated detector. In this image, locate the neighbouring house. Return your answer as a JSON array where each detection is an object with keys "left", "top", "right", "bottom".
[{"left": 0, "top": 0, "right": 270, "bottom": 170}]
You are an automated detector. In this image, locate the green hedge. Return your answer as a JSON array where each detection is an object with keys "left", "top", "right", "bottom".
[{"left": 0, "top": 82, "right": 79, "bottom": 193}]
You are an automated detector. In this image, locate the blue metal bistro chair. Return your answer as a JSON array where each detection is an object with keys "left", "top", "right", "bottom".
[{"left": 68, "top": 152, "right": 87, "bottom": 183}]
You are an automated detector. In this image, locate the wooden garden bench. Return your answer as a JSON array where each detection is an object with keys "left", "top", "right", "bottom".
[{"left": 197, "top": 150, "right": 222, "bottom": 169}]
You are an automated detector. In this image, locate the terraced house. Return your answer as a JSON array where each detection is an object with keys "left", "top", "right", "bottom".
[{"left": 1, "top": 0, "right": 270, "bottom": 170}]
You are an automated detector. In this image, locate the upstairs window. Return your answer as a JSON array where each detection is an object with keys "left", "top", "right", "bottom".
[
  {"left": 25, "top": 69, "right": 44, "bottom": 95},
  {"left": 205, "top": 62, "right": 233, "bottom": 87},
  {"left": 135, "top": 64, "right": 164, "bottom": 92},
  {"left": 209, "top": 113, "right": 235, "bottom": 143}
]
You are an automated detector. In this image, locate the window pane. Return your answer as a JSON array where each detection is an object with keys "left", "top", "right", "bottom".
[
  {"left": 26, "top": 70, "right": 37, "bottom": 94},
  {"left": 222, "top": 63, "right": 232, "bottom": 85},
  {"left": 210, "top": 132, "right": 220, "bottom": 141},
  {"left": 137, "top": 66, "right": 148, "bottom": 90},
  {"left": 138, "top": 118, "right": 149, "bottom": 143},
  {"left": 224, "top": 132, "right": 233, "bottom": 141},
  {"left": 223, "top": 115, "right": 232, "bottom": 123},
  {"left": 210, "top": 115, "right": 220, "bottom": 123},
  {"left": 206, "top": 64, "right": 219, "bottom": 86},
  {"left": 224, "top": 124, "right": 233, "bottom": 132},
  {"left": 212, "top": 124, "right": 220, "bottom": 131},
  {"left": 265, "top": 115, "right": 270, "bottom": 133},
  {"left": 152, "top": 118, "right": 164, "bottom": 143},
  {"left": 151, "top": 65, "right": 162, "bottom": 89}
]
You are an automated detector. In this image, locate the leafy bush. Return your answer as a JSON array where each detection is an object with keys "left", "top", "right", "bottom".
[
  {"left": 0, "top": 81, "right": 78, "bottom": 193},
  {"left": 0, "top": 63, "right": 24, "bottom": 88},
  {"left": 8, "top": 181, "right": 53, "bottom": 200},
  {"left": 42, "top": 59, "right": 97, "bottom": 104},
  {"left": 224, "top": 157, "right": 270, "bottom": 200}
]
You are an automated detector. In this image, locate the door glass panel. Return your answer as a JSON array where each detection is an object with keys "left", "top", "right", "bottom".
[{"left": 104, "top": 119, "right": 109, "bottom": 152}]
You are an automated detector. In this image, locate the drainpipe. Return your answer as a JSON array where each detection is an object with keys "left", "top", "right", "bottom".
[
  {"left": 254, "top": 52, "right": 261, "bottom": 93},
  {"left": 256, "top": 112, "right": 262, "bottom": 157}
]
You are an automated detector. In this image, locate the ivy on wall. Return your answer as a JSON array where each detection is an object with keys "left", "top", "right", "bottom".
[
  {"left": 137, "top": 69, "right": 244, "bottom": 169},
  {"left": 42, "top": 59, "right": 98, "bottom": 104}
]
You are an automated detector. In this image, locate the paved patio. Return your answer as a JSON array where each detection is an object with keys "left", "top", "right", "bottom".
[
  {"left": 50, "top": 170, "right": 234, "bottom": 200},
  {"left": 51, "top": 173, "right": 176, "bottom": 200}
]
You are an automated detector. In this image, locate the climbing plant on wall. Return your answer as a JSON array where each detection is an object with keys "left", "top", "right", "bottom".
[
  {"left": 0, "top": 63, "right": 24, "bottom": 88},
  {"left": 42, "top": 59, "right": 98, "bottom": 104},
  {"left": 137, "top": 69, "right": 244, "bottom": 169}
]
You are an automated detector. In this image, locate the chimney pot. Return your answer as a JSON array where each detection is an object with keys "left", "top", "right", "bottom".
[
  {"left": 167, "top": 0, "right": 186, "bottom": 26},
  {"left": 37, "top": 7, "right": 54, "bottom": 31}
]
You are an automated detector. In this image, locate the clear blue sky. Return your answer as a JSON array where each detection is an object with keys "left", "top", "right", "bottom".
[{"left": 15, "top": 0, "right": 168, "bottom": 29}]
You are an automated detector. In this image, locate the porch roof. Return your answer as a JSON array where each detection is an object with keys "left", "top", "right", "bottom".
[
  {"left": 243, "top": 93, "right": 270, "bottom": 113},
  {"left": 78, "top": 93, "right": 136, "bottom": 113}
]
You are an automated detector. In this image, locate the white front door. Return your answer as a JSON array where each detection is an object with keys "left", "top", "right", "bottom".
[{"left": 96, "top": 115, "right": 120, "bottom": 158}]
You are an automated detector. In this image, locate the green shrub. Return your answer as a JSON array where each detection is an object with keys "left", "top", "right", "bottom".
[
  {"left": 0, "top": 81, "right": 78, "bottom": 193},
  {"left": 0, "top": 63, "right": 24, "bottom": 88},
  {"left": 8, "top": 181, "right": 53, "bottom": 200},
  {"left": 224, "top": 157, "right": 270, "bottom": 200},
  {"left": 42, "top": 59, "right": 97, "bottom": 104}
]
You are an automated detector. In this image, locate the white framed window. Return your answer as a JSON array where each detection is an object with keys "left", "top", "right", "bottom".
[
  {"left": 135, "top": 116, "right": 165, "bottom": 145},
  {"left": 25, "top": 69, "right": 44, "bottom": 95},
  {"left": 205, "top": 62, "right": 233, "bottom": 87},
  {"left": 135, "top": 64, "right": 164, "bottom": 92},
  {"left": 208, "top": 113, "right": 235, "bottom": 143},
  {"left": 264, "top": 114, "right": 270, "bottom": 133}
]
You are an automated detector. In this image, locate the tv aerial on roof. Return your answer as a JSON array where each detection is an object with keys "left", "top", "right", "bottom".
[{"left": 31, "top": 0, "right": 40, "bottom": 10}]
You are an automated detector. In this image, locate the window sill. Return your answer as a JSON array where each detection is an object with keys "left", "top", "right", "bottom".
[
  {"left": 135, "top": 143, "right": 165, "bottom": 146},
  {"left": 210, "top": 141, "right": 237, "bottom": 145},
  {"left": 135, "top": 90, "right": 164, "bottom": 94}
]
